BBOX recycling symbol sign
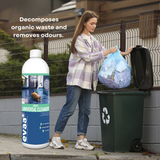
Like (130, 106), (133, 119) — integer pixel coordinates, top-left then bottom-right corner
(102, 107), (110, 125)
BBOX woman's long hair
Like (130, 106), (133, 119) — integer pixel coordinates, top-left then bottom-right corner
(71, 10), (99, 54)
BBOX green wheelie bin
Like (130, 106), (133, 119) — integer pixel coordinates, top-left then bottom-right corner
(98, 45), (153, 152)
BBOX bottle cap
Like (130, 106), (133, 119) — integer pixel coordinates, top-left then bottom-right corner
(30, 49), (41, 58)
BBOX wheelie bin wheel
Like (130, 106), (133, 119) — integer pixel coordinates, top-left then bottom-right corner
(131, 140), (142, 152)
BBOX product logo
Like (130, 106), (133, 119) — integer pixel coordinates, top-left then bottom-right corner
(44, 79), (49, 90)
(22, 115), (27, 142)
(102, 107), (110, 125)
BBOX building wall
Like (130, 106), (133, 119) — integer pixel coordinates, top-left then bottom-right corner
(0, 0), (64, 22)
(0, 90), (160, 153)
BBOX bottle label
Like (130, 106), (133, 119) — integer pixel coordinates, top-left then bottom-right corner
(22, 74), (49, 145)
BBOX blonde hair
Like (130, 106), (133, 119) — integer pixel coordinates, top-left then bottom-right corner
(71, 10), (99, 54)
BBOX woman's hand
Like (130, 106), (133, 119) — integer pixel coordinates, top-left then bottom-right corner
(103, 47), (117, 56)
(109, 47), (117, 53)
(126, 47), (134, 55)
(121, 47), (134, 56)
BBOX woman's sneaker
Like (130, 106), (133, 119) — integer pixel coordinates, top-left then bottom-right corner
(75, 138), (95, 150)
(49, 137), (64, 149)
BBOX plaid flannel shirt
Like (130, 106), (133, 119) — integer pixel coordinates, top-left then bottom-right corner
(66, 33), (108, 91)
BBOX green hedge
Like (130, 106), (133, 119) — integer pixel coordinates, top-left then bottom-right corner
(48, 52), (70, 94)
(0, 29), (29, 61)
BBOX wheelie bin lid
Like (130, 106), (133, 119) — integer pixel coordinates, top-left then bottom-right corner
(130, 45), (153, 91)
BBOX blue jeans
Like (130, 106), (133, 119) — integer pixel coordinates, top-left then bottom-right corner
(54, 85), (92, 136)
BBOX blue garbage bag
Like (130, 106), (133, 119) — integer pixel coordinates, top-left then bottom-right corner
(98, 46), (131, 89)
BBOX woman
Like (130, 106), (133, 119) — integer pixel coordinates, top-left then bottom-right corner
(50, 10), (133, 150)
